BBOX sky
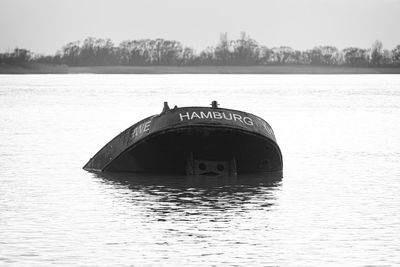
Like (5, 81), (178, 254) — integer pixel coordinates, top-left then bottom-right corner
(0, 0), (399, 54)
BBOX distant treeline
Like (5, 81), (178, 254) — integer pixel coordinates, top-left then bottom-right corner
(1, 33), (400, 67)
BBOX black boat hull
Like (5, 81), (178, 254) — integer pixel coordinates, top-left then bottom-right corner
(83, 106), (283, 175)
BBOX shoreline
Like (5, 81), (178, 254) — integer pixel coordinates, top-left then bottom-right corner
(1, 64), (400, 74)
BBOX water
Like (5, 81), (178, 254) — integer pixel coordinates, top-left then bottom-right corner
(1, 74), (400, 266)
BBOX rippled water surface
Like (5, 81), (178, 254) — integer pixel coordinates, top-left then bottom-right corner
(1, 74), (400, 266)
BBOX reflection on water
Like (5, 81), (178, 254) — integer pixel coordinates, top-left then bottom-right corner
(94, 172), (282, 216)
(95, 171), (282, 187)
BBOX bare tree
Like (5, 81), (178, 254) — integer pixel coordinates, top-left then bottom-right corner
(214, 32), (232, 65)
(231, 32), (260, 65)
(391, 45), (400, 65)
(343, 47), (369, 66)
(370, 40), (383, 66)
(272, 46), (294, 64)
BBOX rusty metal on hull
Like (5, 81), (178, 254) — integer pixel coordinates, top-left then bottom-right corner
(83, 103), (283, 175)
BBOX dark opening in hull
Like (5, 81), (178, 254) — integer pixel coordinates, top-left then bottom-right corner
(105, 126), (282, 174)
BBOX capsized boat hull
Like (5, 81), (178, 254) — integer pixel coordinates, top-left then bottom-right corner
(83, 105), (283, 175)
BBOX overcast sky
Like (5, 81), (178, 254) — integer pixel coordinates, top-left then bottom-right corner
(1, 0), (399, 54)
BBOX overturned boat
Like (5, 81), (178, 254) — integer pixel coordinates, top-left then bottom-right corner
(83, 101), (283, 176)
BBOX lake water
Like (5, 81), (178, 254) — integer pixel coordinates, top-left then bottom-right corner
(1, 74), (400, 266)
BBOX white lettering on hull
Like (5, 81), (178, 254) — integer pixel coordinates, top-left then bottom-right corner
(131, 120), (152, 140)
(179, 112), (190, 121)
(257, 118), (273, 135)
(200, 111), (212, 119)
(179, 111), (254, 126)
